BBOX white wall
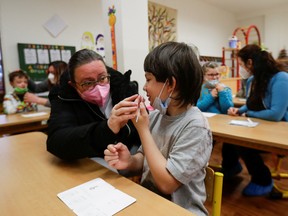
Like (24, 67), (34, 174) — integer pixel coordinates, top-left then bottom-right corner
(236, 2), (288, 58)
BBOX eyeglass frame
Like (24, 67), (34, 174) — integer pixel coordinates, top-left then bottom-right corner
(74, 74), (111, 91)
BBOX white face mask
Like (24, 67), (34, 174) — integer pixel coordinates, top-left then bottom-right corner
(152, 80), (172, 115)
(48, 73), (56, 84)
(239, 67), (251, 79)
(205, 79), (219, 88)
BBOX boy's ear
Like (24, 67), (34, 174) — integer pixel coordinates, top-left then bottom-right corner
(169, 77), (177, 91)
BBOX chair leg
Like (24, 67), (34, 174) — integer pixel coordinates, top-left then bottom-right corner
(269, 155), (288, 199)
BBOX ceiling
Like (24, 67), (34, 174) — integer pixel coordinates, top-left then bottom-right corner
(201, 0), (288, 16)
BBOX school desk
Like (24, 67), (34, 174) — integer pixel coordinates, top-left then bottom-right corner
(0, 132), (194, 216)
(207, 114), (288, 155)
(0, 110), (50, 136)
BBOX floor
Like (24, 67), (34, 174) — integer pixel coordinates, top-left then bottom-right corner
(205, 142), (288, 216)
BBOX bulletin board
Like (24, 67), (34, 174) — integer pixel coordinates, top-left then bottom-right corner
(17, 43), (76, 81)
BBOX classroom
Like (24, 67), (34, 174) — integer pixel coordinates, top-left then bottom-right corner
(0, 0), (288, 215)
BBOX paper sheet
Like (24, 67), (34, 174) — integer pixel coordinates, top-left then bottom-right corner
(57, 178), (136, 216)
(21, 112), (48, 117)
(229, 120), (259, 127)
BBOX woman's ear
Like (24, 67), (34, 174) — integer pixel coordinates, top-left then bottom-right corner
(247, 59), (253, 68)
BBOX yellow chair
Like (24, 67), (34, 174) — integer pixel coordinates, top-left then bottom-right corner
(205, 166), (224, 216)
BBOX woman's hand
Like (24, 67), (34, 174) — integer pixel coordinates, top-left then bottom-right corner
(104, 142), (131, 170)
(108, 94), (139, 134)
(228, 107), (239, 116)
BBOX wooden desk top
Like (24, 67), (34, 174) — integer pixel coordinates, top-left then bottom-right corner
(0, 110), (50, 127)
(207, 114), (288, 155)
(0, 132), (193, 216)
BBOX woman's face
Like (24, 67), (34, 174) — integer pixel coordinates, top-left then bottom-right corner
(143, 72), (170, 105)
(73, 60), (108, 94)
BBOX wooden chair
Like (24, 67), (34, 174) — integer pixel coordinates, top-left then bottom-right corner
(205, 166), (224, 216)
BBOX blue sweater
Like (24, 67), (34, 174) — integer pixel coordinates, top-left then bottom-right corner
(197, 84), (234, 114)
(239, 72), (288, 122)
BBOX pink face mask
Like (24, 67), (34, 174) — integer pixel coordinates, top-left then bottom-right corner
(78, 84), (110, 107)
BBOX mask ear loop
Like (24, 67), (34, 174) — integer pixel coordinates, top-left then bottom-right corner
(158, 79), (168, 97)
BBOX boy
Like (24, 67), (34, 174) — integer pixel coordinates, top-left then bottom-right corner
(3, 70), (37, 114)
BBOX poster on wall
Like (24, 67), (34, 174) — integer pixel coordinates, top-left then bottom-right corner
(18, 43), (75, 81)
(148, 2), (177, 51)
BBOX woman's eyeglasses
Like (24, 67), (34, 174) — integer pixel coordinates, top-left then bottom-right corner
(76, 75), (110, 91)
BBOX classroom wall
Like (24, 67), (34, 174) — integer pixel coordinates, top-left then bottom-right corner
(1, 0), (288, 94)
(152, 0), (237, 57)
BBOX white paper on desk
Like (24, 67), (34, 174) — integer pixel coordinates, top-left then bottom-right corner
(57, 178), (136, 216)
(21, 112), (48, 117)
(229, 120), (259, 127)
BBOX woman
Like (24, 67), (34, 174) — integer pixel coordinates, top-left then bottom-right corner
(47, 49), (140, 160)
(104, 42), (212, 216)
(24, 60), (68, 107)
(224, 44), (288, 196)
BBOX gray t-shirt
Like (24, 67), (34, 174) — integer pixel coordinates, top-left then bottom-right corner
(138, 106), (212, 216)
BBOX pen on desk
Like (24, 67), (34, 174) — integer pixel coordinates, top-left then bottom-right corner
(247, 118), (253, 124)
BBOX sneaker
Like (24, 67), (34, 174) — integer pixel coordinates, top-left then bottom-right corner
(242, 181), (274, 196)
(223, 162), (243, 179)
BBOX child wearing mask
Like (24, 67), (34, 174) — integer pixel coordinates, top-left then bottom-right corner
(104, 42), (212, 216)
(3, 70), (37, 114)
(197, 62), (234, 114)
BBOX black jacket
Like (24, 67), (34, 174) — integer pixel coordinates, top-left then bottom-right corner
(47, 67), (140, 160)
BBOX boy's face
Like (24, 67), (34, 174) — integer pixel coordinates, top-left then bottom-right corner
(143, 72), (170, 106)
(10, 76), (28, 88)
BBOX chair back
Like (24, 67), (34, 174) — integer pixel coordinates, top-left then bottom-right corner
(205, 166), (224, 216)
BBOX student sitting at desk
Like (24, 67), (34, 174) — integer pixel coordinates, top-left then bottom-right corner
(24, 60), (68, 107)
(104, 42), (212, 216)
(226, 44), (288, 196)
(3, 70), (37, 114)
(47, 49), (140, 160)
(197, 61), (234, 114)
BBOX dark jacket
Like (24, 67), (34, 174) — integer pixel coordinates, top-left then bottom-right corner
(47, 67), (140, 160)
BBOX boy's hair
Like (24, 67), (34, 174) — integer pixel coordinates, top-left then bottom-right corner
(9, 70), (28, 82)
(144, 41), (203, 107)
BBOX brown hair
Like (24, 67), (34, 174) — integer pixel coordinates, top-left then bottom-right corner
(9, 70), (28, 82)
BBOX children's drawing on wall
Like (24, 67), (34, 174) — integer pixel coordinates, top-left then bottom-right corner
(81, 31), (95, 50)
(108, 5), (117, 70)
(95, 34), (105, 61)
(148, 2), (177, 51)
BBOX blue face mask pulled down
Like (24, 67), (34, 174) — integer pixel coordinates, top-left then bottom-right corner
(152, 80), (172, 115)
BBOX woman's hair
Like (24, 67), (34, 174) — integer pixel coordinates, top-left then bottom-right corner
(202, 62), (219, 74)
(9, 70), (28, 82)
(48, 60), (68, 85)
(68, 49), (105, 83)
(144, 41), (203, 107)
(237, 44), (283, 106)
